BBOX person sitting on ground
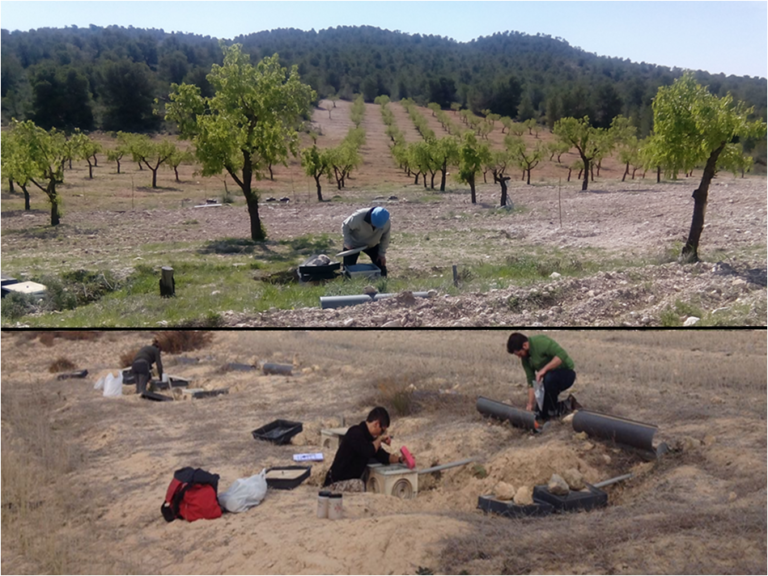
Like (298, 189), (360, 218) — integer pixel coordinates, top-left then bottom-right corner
(323, 406), (403, 492)
(341, 206), (390, 277)
(507, 332), (581, 429)
(131, 337), (163, 394)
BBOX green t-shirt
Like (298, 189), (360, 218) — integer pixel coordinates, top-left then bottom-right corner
(520, 335), (574, 386)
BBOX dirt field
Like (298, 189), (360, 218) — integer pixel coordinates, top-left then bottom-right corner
(1, 101), (765, 327)
(2, 329), (766, 574)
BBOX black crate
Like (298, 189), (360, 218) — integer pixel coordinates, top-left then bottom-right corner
(477, 495), (555, 518)
(532, 485), (608, 512)
(140, 391), (174, 402)
(252, 419), (303, 445)
(122, 369), (136, 384)
(151, 377), (190, 390)
(265, 466), (311, 490)
(298, 262), (341, 282)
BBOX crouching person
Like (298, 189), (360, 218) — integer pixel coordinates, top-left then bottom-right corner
(323, 407), (403, 492)
(341, 206), (391, 277)
(132, 337), (163, 394)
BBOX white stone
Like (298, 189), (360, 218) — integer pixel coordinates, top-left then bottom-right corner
(548, 474), (570, 496)
(683, 316), (700, 327)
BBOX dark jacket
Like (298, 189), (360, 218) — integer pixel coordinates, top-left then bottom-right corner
(324, 421), (391, 486)
(133, 345), (163, 379)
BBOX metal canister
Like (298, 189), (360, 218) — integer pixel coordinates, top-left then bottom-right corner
(328, 493), (343, 520)
(316, 490), (331, 518)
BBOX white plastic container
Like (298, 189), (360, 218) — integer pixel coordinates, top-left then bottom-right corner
(328, 493), (343, 520)
(317, 490), (331, 518)
(344, 264), (381, 280)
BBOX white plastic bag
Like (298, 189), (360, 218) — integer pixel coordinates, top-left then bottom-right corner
(218, 470), (267, 513)
(94, 376), (105, 391)
(103, 372), (122, 397)
(115, 370), (124, 386)
(533, 379), (545, 412)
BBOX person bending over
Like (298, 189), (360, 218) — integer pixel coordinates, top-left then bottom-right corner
(131, 337), (163, 394)
(341, 207), (390, 277)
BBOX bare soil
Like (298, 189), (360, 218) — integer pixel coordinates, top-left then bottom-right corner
(1, 330), (766, 574)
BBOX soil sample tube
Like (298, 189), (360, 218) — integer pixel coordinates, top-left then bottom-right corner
(328, 493), (343, 520)
(317, 491), (331, 518)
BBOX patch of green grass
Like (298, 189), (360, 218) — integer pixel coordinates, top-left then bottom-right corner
(659, 308), (682, 327)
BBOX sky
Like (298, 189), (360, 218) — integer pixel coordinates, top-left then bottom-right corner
(1, 1), (766, 78)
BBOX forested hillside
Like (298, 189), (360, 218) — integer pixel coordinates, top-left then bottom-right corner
(2, 24), (766, 140)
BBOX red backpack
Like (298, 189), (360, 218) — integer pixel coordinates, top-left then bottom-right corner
(161, 467), (222, 522)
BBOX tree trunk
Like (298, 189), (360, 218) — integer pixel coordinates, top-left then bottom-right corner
(92, 153), (98, 167)
(596, 160), (602, 177)
(681, 143), (725, 263)
(440, 162), (447, 192)
(245, 193), (263, 241)
(500, 176), (510, 206)
(87, 160), (94, 179)
(268, 164), (274, 181)
(567, 168), (572, 182)
(314, 175), (323, 202)
(151, 168), (158, 188)
(9, 178), (15, 193)
(526, 168), (531, 185)
(622, 162), (629, 182)
(430, 172), (436, 189)
(632, 167), (637, 179)
(174, 167), (181, 182)
(581, 156), (589, 191)
(116, 160), (121, 174)
(590, 164), (595, 182)
(21, 184), (30, 210)
(656, 166), (661, 183)
(47, 181), (60, 226)
(469, 176), (476, 204)
(414, 172), (420, 185)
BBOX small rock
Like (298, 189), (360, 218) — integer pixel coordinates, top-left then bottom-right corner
(674, 436), (702, 452)
(561, 468), (585, 491)
(710, 396), (725, 404)
(342, 318), (356, 327)
(548, 474), (570, 496)
(732, 278), (747, 286)
(703, 434), (716, 446)
(683, 316), (700, 327)
(513, 485), (534, 505)
(728, 492), (738, 502)
(494, 481), (517, 501)
(363, 285), (378, 295)
(211, 290), (221, 296)
(381, 319), (402, 328)
(561, 413), (575, 425)
(601, 454), (612, 465)
(573, 431), (589, 441)
(427, 289), (438, 298)
(279, 197), (290, 203)
(582, 442), (594, 451)
(550, 272), (561, 279)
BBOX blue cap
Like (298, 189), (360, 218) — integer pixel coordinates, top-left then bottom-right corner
(371, 207), (390, 228)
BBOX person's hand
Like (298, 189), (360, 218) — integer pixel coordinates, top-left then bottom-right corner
(526, 401), (534, 412)
(381, 434), (392, 446)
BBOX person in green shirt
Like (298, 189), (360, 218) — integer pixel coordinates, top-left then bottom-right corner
(507, 332), (581, 427)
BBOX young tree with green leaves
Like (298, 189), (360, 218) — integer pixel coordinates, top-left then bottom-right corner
(165, 44), (315, 240)
(457, 132), (483, 204)
(129, 135), (177, 188)
(167, 147), (195, 183)
(7, 120), (68, 225)
(106, 131), (136, 174)
(553, 116), (608, 191)
(488, 149), (513, 207)
(69, 130), (102, 179)
(506, 135), (544, 185)
(434, 136), (460, 192)
(645, 72), (766, 261)
(301, 144), (331, 201)
(1, 128), (34, 210)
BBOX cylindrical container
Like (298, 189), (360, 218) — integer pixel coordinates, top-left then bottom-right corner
(262, 363), (293, 376)
(316, 490), (331, 518)
(328, 493), (343, 520)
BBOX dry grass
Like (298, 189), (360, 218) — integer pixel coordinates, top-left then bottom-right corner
(33, 331), (101, 347)
(155, 330), (213, 354)
(48, 356), (77, 373)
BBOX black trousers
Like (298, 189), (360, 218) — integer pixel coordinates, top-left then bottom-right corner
(343, 244), (387, 277)
(132, 359), (151, 394)
(536, 368), (576, 421)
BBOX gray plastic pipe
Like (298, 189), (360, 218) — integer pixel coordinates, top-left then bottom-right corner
(417, 457), (475, 475)
(262, 363), (293, 375)
(320, 292), (431, 310)
(476, 396), (537, 431)
(573, 410), (667, 457)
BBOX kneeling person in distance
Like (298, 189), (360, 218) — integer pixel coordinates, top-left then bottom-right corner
(341, 207), (390, 277)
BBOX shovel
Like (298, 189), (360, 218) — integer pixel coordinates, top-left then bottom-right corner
(336, 247), (365, 258)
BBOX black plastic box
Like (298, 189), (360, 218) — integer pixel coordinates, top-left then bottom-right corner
(252, 419), (303, 445)
(140, 391), (174, 402)
(477, 495), (555, 518)
(265, 465), (311, 490)
(191, 388), (228, 399)
(532, 485), (608, 512)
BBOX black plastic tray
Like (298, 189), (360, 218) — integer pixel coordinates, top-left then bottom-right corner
(122, 369), (136, 384)
(252, 419), (303, 445)
(265, 466), (311, 490)
(140, 391), (174, 402)
(477, 495), (555, 518)
(151, 377), (190, 390)
(532, 484), (608, 512)
(191, 388), (228, 399)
